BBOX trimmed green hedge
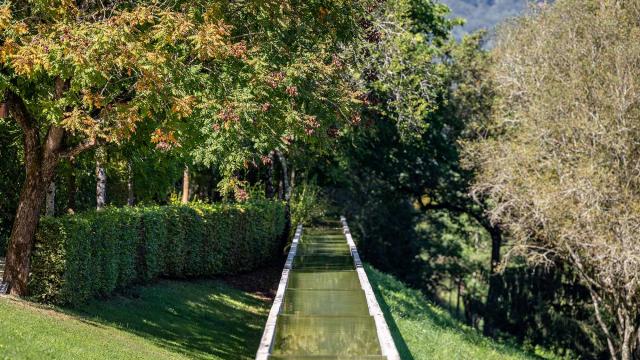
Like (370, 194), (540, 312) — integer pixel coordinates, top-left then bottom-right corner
(29, 201), (286, 305)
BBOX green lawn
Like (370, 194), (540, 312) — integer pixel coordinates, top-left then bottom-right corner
(365, 265), (560, 360)
(0, 279), (270, 360)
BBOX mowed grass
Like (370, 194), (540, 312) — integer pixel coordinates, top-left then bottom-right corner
(0, 279), (270, 360)
(365, 265), (560, 360)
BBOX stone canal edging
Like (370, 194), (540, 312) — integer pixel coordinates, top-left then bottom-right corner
(256, 224), (303, 360)
(341, 216), (401, 360)
(256, 218), (400, 359)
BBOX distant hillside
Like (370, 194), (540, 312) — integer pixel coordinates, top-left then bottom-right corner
(440, 0), (529, 39)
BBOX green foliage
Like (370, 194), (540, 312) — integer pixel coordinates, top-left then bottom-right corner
(415, 211), (490, 300)
(290, 182), (328, 226)
(139, 208), (168, 281)
(28, 201), (285, 305)
(188, 0), (369, 194)
(345, 0), (457, 138)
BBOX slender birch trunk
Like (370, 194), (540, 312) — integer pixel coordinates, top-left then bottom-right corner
(181, 165), (190, 204)
(96, 156), (107, 210)
(45, 181), (55, 216)
(127, 160), (135, 206)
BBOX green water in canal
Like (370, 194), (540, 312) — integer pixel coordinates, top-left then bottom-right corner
(269, 226), (387, 360)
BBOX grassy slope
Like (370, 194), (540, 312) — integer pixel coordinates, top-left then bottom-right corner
(0, 279), (269, 360)
(366, 265), (558, 360)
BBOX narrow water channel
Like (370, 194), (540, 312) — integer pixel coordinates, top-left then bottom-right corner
(268, 225), (387, 359)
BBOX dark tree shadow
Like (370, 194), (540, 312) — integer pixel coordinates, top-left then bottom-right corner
(61, 279), (271, 360)
(370, 275), (416, 360)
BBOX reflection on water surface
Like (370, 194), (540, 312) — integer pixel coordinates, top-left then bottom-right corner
(269, 227), (385, 359)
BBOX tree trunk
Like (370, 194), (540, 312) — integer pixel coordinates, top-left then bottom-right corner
(276, 150), (292, 235)
(96, 160), (107, 210)
(5, 168), (50, 295)
(266, 151), (275, 198)
(456, 278), (462, 317)
(3, 92), (63, 295)
(208, 166), (217, 201)
(621, 326), (631, 360)
(483, 225), (503, 337)
(66, 159), (76, 213)
(45, 181), (55, 216)
(276, 151), (292, 202)
(181, 165), (190, 204)
(127, 160), (135, 206)
(617, 310), (638, 360)
(290, 167), (296, 200)
(3, 78), (99, 294)
(449, 281), (453, 311)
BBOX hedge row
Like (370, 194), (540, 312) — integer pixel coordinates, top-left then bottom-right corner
(29, 201), (286, 305)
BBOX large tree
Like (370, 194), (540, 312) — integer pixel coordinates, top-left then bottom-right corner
(190, 1), (366, 198)
(0, 0), (241, 295)
(320, 0), (504, 324)
(466, 1), (640, 358)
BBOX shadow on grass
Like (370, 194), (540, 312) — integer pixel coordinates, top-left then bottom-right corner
(63, 279), (270, 360)
(365, 264), (547, 360)
(366, 266), (416, 360)
(373, 291), (416, 359)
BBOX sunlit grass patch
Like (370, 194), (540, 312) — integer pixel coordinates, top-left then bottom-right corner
(0, 279), (270, 360)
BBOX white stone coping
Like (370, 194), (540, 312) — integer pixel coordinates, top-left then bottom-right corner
(255, 224), (303, 360)
(341, 216), (401, 360)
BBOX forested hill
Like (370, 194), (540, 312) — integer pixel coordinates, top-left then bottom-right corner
(440, 0), (528, 38)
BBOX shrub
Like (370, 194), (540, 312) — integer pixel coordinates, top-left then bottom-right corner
(28, 200), (286, 305)
(290, 182), (328, 227)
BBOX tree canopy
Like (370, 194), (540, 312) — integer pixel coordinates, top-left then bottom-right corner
(465, 1), (640, 358)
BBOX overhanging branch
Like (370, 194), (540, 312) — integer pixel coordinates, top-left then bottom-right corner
(59, 138), (98, 159)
